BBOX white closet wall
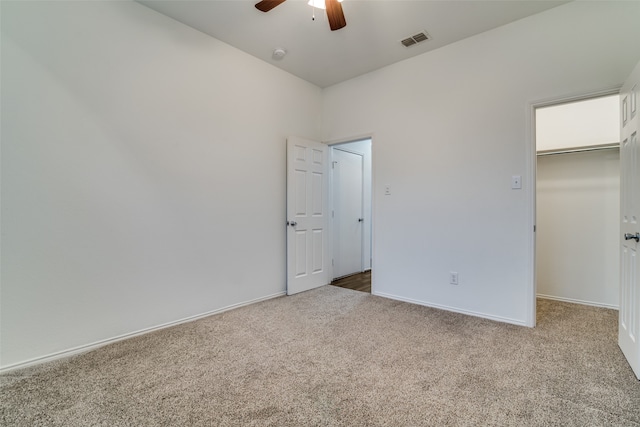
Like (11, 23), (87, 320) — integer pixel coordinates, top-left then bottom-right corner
(537, 150), (620, 308)
(536, 96), (620, 152)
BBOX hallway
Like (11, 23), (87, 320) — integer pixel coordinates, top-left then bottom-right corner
(330, 271), (371, 293)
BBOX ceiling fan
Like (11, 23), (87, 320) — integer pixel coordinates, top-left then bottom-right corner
(255, 0), (347, 31)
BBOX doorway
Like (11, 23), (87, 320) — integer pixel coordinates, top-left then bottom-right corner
(329, 138), (372, 293)
(534, 93), (621, 314)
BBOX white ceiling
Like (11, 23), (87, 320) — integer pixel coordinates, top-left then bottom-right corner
(139, 0), (568, 88)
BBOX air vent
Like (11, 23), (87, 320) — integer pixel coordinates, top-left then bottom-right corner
(401, 31), (430, 48)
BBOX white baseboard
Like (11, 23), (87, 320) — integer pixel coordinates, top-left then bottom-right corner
(0, 291), (286, 374)
(536, 293), (618, 310)
(372, 291), (528, 327)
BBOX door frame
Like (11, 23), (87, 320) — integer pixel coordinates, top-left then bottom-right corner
(526, 87), (622, 327)
(325, 134), (375, 291)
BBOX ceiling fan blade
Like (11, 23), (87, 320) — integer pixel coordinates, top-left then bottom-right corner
(255, 0), (286, 12)
(325, 0), (346, 31)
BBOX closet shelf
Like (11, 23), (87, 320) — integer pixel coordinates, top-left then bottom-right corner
(536, 142), (619, 156)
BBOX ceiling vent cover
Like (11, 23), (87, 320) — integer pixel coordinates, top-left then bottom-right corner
(401, 31), (430, 48)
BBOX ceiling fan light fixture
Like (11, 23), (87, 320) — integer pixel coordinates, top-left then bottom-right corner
(307, 0), (325, 9)
(256, 0), (346, 31)
(307, 0), (342, 10)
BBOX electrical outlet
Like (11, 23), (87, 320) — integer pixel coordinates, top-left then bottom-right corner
(384, 184), (391, 195)
(450, 272), (459, 285)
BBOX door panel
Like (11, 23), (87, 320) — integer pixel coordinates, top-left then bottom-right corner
(312, 230), (324, 272)
(332, 148), (364, 278)
(619, 61), (640, 379)
(287, 137), (330, 295)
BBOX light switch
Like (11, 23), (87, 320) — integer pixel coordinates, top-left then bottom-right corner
(511, 175), (522, 189)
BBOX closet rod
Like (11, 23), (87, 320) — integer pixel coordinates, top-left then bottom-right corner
(536, 143), (619, 157)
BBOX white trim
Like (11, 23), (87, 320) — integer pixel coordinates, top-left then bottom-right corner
(323, 132), (375, 147)
(537, 293), (619, 310)
(373, 291), (528, 327)
(526, 86), (622, 328)
(530, 87), (622, 110)
(525, 96), (537, 327)
(0, 291), (286, 374)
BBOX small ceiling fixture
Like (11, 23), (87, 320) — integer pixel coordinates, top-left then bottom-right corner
(272, 48), (287, 60)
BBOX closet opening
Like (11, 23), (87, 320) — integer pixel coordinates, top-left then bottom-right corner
(535, 93), (621, 311)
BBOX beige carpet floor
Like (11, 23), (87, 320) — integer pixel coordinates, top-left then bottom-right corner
(1, 285), (639, 426)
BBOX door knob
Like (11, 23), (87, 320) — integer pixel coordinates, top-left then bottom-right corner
(358, 218), (364, 222)
(289, 221), (297, 227)
(624, 232), (640, 242)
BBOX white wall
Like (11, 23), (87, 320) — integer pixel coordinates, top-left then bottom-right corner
(322, 1), (640, 324)
(0, 1), (322, 370)
(536, 150), (620, 308)
(536, 95), (620, 152)
(331, 139), (372, 271)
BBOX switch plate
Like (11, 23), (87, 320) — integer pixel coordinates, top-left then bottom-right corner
(511, 175), (522, 189)
(450, 272), (459, 285)
(384, 184), (391, 195)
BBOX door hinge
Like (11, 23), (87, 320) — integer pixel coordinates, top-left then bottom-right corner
(534, 225), (536, 232)
(332, 161), (338, 169)
(332, 259), (334, 266)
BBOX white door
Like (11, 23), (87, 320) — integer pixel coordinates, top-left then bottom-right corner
(619, 61), (640, 379)
(286, 136), (331, 295)
(332, 148), (364, 278)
